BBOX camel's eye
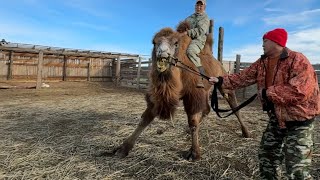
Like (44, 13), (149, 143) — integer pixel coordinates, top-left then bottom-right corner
(174, 41), (179, 48)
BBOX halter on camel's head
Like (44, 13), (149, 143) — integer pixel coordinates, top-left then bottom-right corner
(152, 28), (179, 73)
(152, 21), (191, 73)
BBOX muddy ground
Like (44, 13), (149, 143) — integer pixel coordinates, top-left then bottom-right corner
(0, 81), (319, 180)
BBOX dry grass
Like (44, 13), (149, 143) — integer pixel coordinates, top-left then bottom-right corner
(0, 81), (319, 180)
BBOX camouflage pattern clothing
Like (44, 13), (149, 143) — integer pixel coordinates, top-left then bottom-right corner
(220, 47), (319, 179)
(259, 114), (314, 179)
(221, 48), (320, 128)
(185, 12), (210, 67)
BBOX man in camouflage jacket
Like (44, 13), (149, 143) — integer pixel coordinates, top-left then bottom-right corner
(209, 28), (320, 179)
(181, 0), (210, 88)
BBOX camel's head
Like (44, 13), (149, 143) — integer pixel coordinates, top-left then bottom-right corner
(152, 28), (180, 73)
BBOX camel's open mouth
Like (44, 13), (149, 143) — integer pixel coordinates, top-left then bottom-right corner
(156, 58), (169, 72)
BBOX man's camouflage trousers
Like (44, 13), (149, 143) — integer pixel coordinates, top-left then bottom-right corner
(258, 114), (314, 179)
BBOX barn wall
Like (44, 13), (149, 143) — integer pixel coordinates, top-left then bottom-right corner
(0, 52), (8, 79)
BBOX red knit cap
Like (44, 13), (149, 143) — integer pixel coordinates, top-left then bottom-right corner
(263, 28), (288, 47)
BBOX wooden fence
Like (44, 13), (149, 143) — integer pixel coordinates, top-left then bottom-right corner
(113, 57), (151, 89)
(0, 42), (139, 89)
(0, 51), (114, 81)
(116, 57), (320, 98)
(116, 59), (237, 90)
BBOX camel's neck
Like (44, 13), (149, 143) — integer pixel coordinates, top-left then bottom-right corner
(149, 67), (182, 120)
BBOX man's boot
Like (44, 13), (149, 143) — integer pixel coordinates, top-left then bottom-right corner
(196, 66), (205, 88)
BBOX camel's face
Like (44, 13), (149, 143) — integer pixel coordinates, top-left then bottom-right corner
(153, 35), (179, 72)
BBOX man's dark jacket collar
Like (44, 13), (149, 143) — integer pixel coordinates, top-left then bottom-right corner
(261, 47), (289, 60)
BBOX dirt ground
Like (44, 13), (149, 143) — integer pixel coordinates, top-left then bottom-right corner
(0, 81), (319, 180)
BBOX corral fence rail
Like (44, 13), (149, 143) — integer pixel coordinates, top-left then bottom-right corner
(117, 56), (320, 98)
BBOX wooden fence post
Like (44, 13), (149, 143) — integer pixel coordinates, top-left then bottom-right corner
(218, 27), (224, 63)
(148, 58), (152, 68)
(235, 54), (241, 73)
(87, 62), (91, 81)
(136, 57), (142, 89)
(209, 19), (214, 54)
(209, 19), (213, 34)
(115, 56), (121, 86)
(7, 51), (13, 80)
(62, 55), (67, 81)
(235, 54), (246, 99)
(36, 51), (44, 89)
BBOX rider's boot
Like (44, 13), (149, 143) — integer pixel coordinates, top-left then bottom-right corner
(196, 66), (205, 88)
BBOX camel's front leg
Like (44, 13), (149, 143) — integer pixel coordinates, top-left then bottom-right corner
(185, 113), (202, 161)
(113, 107), (156, 158)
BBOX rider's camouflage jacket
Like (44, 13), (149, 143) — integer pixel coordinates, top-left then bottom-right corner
(222, 48), (320, 128)
(185, 12), (210, 46)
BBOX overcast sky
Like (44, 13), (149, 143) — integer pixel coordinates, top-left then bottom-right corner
(0, 0), (319, 64)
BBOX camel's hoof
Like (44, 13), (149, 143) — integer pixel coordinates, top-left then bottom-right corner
(94, 146), (129, 158)
(243, 134), (251, 138)
(95, 151), (114, 157)
(180, 149), (200, 161)
(113, 146), (129, 158)
(242, 129), (251, 138)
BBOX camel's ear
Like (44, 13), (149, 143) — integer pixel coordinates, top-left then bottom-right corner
(152, 28), (174, 44)
(176, 21), (190, 33)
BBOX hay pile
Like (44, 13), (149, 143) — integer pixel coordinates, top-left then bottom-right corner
(0, 82), (319, 179)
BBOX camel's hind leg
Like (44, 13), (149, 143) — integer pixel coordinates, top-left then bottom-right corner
(222, 89), (251, 138)
(114, 106), (156, 157)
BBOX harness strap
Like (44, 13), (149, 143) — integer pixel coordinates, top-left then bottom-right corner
(171, 57), (257, 118)
(211, 85), (257, 118)
(170, 57), (210, 80)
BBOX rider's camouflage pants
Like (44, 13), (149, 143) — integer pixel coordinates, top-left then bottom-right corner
(186, 40), (204, 68)
(258, 114), (314, 180)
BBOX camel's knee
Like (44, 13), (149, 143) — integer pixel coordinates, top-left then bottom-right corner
(140, 108), (155, 127)
(141, 108), (150, 119)
(188, 120), (199, 129)
(187, 114), (201, 127)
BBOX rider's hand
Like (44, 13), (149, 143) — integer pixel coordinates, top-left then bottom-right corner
(209, 77), (219, 85)
(179, 31), (187, 37)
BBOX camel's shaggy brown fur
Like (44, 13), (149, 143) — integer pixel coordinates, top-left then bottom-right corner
(113, 22), (250, 160)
